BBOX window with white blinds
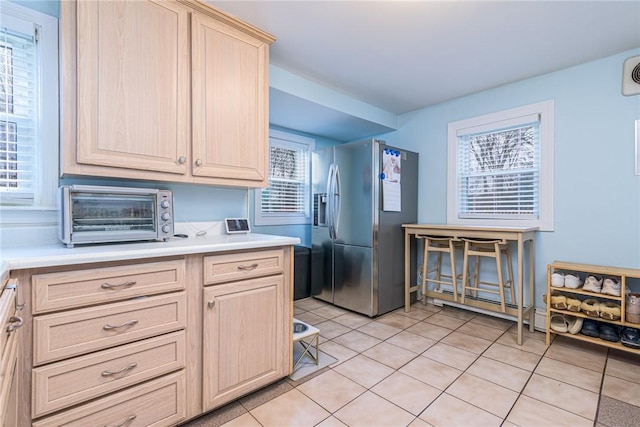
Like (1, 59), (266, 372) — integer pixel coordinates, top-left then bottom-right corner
(0, 3), (58, 218)
(447, 101), (554, 231)
(0, 21), (37, 205)
(254, 130), (314, 226)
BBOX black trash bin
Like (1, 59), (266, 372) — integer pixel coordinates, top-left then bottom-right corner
(294, 245), (311, 300)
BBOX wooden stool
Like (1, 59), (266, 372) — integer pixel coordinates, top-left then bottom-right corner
(460, 238), (514, 312)
(419, 235), (461, 303)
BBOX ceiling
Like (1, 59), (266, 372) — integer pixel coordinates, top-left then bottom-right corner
(207, 0), (640, 140)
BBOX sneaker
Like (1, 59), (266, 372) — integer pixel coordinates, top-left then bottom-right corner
(601, 277), (621, 296)
(583, 275), (603, 293)
(564, 273), (582, 289)
(551, 272), (565, 287)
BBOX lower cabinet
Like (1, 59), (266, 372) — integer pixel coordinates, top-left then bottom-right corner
(9, 246), (293, 425)
(202, 274), (287, 411)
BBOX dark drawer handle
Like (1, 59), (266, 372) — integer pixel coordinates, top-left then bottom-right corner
(102, 362), (138, 377)
(101, 280), (137, 290)
(103, 320), (138, 331)
(237, 263), (259, 271)
(106, 414), (136, 427)
(6, 316), (23, 333)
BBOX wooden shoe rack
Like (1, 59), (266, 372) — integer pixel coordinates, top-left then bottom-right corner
(546, 261), (640, 354)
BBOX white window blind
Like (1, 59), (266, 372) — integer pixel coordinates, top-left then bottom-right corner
(457, 115), (540, 219)
(261, 140), (309, 215)
(0, 19), (38, 205)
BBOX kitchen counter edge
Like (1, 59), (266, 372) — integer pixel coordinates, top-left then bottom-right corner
(1, 233), (301, 273)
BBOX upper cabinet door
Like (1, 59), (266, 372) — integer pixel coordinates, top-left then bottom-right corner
(191, 12), (269, 185)
(76, 0), (190, 174)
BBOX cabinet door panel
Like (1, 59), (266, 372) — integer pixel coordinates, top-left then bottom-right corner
(76, 0), (189, 174)
(202, 275), (284, 411)
(192, 13), (268, 184)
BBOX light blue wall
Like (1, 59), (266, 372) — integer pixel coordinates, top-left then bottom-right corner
(380, 48), (640, 303)
(9, 0), (59, 17)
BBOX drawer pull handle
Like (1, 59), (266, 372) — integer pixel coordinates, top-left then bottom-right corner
(101, 280), (137, 290)
(6, 316), (23, 333)
(237, 263), (259, 271)
(103, 320), (138, 331)
(107, 414), (136, 427)
(16, 302), (25, 311)
(102, 362), (138, 377)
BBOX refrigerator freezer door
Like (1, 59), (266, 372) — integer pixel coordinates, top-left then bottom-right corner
(333, 141), (374, 247)
(311, 147), (335, 303)
(333, 243), (374, 316)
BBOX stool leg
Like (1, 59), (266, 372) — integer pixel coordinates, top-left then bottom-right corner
(461, 240), (470, 304)
(473, 255), (480, 298)
(435, 251), (442, 291)
(449, 240), (458, 302)
(421, 240), (429, 304)
(506, 248), (515, 304)
(495, 242), (506, 312)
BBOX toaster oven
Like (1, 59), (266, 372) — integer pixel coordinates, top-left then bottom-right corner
(59, 185), (174, 248)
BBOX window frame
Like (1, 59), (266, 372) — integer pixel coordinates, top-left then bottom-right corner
(0, 3), (59, 228)
(447, 100), (554, 231)
(254, 129), (315, 226)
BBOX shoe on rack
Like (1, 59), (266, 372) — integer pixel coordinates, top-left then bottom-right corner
(566, 296), (581, 312)
(601, 277), (621, 297)
(551, 272), (565, 287)
(549, 293), (568, 310)
(598, 323), (620, 342)
(599, 301), (622, 321)
(564, 273), (582, 289)
(583, 275), (603, 293)
(580, 319), (599, 338)
(620, 327), (640, 349)
(550, 313), (569, 333)
(581, 298), (600, 317)
(567, 316), (583, 335)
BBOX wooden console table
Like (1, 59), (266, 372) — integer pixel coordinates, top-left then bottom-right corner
(402, 224), (538, 345)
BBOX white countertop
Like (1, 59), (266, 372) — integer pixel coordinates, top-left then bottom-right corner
(1, 233), (301, 272)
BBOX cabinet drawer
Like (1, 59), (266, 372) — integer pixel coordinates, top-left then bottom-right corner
(32, 371), (186, 427)
(204, 249), (284, 285)
(33, 331), (185, 417)
(34, 292), (186, 365)
(32, 259), (185, 313)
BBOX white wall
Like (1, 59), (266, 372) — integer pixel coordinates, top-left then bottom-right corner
(381, 48), (640, 305)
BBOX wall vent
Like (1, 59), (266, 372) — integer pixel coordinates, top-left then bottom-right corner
(622, 55), (640, 96)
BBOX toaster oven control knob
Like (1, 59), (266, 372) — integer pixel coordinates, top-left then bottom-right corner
(160, 200), (170, 209)
(162, 224), (171, 233)
(161, 213), (171, 221)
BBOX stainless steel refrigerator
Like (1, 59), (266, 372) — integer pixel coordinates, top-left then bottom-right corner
(311, 139), (418, 317)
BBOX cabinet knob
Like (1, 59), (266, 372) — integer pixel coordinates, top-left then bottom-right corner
(208, 300), (216, 309)
(195, 159), (203, 167)
(178, 156), (187, 164)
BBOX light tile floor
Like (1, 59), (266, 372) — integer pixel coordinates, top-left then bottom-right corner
(182, 298), (640, 427)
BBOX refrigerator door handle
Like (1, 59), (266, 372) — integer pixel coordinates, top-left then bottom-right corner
(333, 165), (341, 237)
(326, 164), (335, 239)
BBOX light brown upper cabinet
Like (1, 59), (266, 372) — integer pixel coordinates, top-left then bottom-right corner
(61, 0), (275, 188)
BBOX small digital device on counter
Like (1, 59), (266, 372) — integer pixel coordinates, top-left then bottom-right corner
(225, 218), (251, 234)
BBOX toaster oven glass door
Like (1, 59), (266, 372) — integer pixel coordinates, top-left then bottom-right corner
(71, 193), (157, 234)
